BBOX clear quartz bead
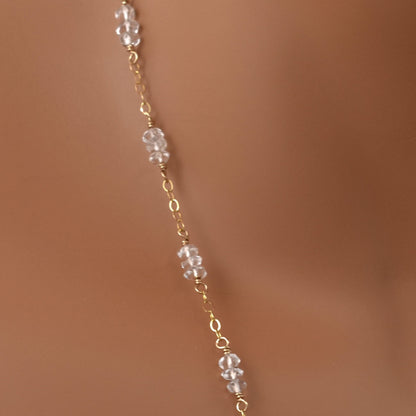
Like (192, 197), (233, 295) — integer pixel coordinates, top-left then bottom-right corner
(149, 151), (170, 165)
(221, 367), (244, 380)
(177, 244), (199, 259)
(143, 127), (165, 144)
(218, 353), (241, 370)
(124, 20), (139, 34)
(145, 136), (167, 153)
(184, 266), (207, 280)
(181, 255), (203, 269)
(115, 4), (141, 47)
(142, 128), (169, 164)
(119, 31), (141, 47)
(115, 4), (136, 21)
(226, 379), (247, 394)
(115, 20), (139, 36)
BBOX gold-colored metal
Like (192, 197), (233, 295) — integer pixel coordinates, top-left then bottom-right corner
(126, 47), (154, 128)
(193, 278), (232, 351)
(157, 168), (249, 413)
(158, 164), (190, 245)
(236, 395), (249, 415)
(193, 276), (248, 413)
(121, 9), (248, 412)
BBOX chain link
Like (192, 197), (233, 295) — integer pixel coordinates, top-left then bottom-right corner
(236, 396), (249, 415)
(159, 164), (190, 245)
(127, 47), (154, 128)
(194, 278), (231, 352)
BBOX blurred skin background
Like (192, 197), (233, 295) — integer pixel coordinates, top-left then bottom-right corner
(0, 1), (415, 415)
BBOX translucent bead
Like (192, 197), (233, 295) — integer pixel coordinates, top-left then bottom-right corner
(115, 4), (141, 47)
(149, 151), (170, 165)
(184, 266), (207, 280)
(177, 244), (199, 259)
(115, 20), (139, 36)
(221, 367), (244, 380)
(118, 31), (141, 47)
(143, 127), (165, 144)
(218, 353), (241, 370)
(115, 4), (136, 21)
(142, 128), (170, 164)
(181, 255), (203, 269)
(145, 136), (167, 153)
(226, 379), (247, 394)
(177, 245), (207, 280)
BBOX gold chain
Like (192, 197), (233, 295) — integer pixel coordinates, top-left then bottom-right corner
(159, 164), (190, 245)
(158, 161), (248, 415)
(118, 4), (248, 413)
(127, 46), (154, 128)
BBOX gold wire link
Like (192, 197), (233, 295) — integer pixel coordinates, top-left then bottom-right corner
(168, 198), (180, 212)
(162, 179), (174, 192)
(194, 279), (232, 352)
(127, 47), (154, 128)
(236, 396), (249, 415)
(202, 299), (214, 313)
(158, 164), (190, 245)
(209, 318), (222, 333)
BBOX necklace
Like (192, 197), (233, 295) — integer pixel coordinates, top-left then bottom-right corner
(114, 2), (249, 415)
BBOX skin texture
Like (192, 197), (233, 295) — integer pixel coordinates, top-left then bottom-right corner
(0, 0), (415, 415)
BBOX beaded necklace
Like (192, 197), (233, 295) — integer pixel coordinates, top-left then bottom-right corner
(115, 2), (249, 415)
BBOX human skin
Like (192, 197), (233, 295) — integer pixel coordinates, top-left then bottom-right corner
(0, 0), (415, 415)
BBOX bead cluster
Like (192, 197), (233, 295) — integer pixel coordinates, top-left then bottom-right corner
(177, 244), (207, 280)
(219, 353), (247, 394)
(115, 4), (141, 47)
(142, 127), (170, 165)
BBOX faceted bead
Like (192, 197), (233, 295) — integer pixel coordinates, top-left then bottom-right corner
(181, 255), (203, 269)
(226, 379), (247, 394)
(177, 244), (199, 259)
(129, 34), (140, 47)
(149, 151), (169, 165)
(141, 128), (169, 163)
(221, 367), (244, 380)
(184, 266), (207, 280)
(115, 20), (139, 36)
(145, 136), (167, 153)
(124, 20), (139, 34)
(119, 31), (141, 47)
(218, 353), (241, 370)
(115, 4), (136, 21)
(143, 127), (165, 144)
(115, 4), (141, 47)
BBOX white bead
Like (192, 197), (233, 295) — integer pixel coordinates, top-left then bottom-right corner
(221, 367), (244, 380)
(218, 353), (241, 370)
(149, 151), (169, 165)
(177, 244), (199, 259)
(183, 266), (207, 280)
(226, 379), (247, 394)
